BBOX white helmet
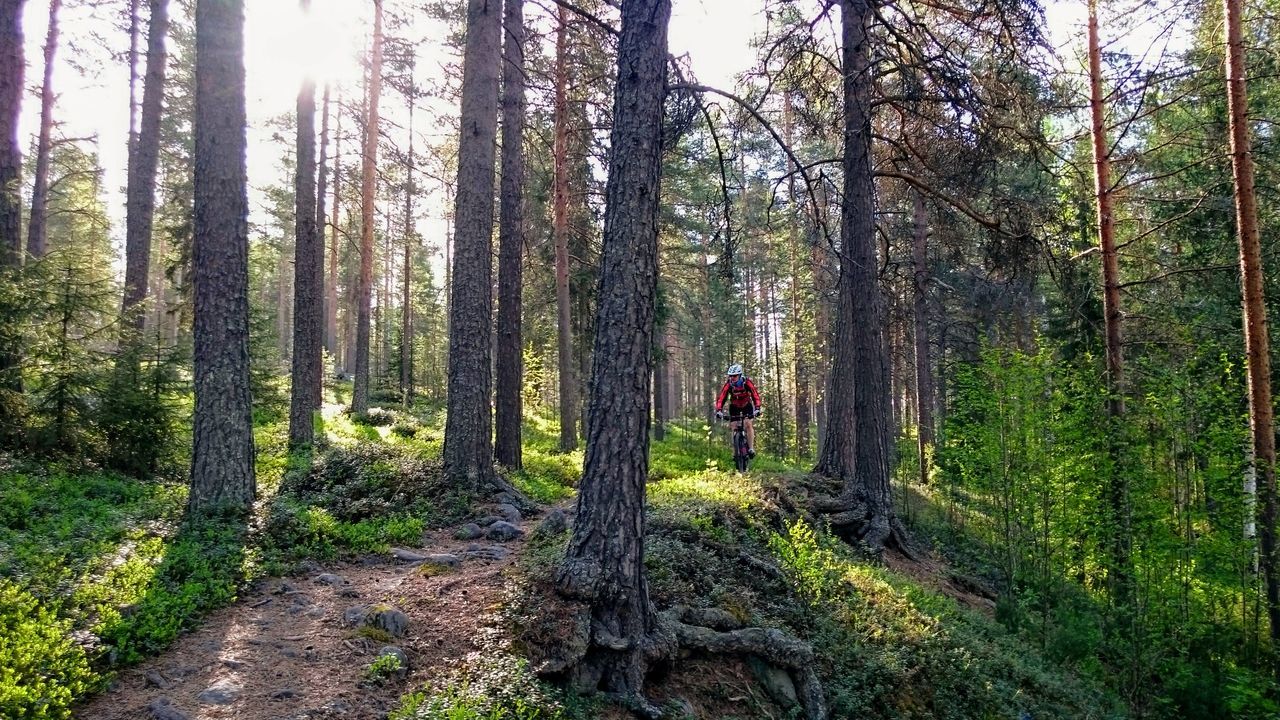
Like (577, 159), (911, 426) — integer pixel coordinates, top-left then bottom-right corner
(726, 363), (743, 376)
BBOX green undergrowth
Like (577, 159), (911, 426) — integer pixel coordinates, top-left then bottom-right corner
(0, 385), (483, 718)
(645, 463), (1123, 718)
(496, 424), (1125, 719)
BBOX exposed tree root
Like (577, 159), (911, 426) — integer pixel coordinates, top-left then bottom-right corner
(812, 493), (918, 561)
(486, 472), (537, 513)
(658, 606), (829, 720)
(522, 588), (828, 719)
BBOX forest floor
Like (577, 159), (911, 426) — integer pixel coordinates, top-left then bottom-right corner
(1, 397), (1125, 720)
(78, 513), (545, 720)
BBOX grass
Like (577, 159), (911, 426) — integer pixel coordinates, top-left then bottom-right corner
(3, 395), (1127, 720)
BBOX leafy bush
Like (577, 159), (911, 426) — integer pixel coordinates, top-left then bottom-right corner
(390, 652), (586, 720)
(352, 407), (398, 427)
(0, 580), (97, 720)
(97, 343), (185, 479)
(97, 518), (252, 664)
(276, 443), (469, 525)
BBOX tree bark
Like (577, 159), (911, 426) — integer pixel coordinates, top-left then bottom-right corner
(1224, 0), (1280, 656)
(24, 0), (61, 260)
(554, 0), (670, 709)
(352, 0), (384, 413)
(0, 0), (21, 268)
(288, 0), (320, 449)
(1087, 0), (1132, 607)
(189, 0), (255, 514)
(316, 82), (330, 380)
(443, 0), (501, 489)
(785, 95), (810, 461)
(495, 0), (526, 469)
(326, 92), (341, 359)
(122, 0), (170, 328)
(812, 0), (903, 554)
(911, 190), (934, 484)
(553, 4), (578, 452)
(401, 70), (415, 404)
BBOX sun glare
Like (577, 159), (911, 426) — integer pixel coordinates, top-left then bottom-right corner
(245, 0), (364, 120)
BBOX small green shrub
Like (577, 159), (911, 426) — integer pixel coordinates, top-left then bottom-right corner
(352, 407), (398, 427)
(363, 652), (404, 683)
(0, 580), (97, 720)
(390, 652), (586, 720)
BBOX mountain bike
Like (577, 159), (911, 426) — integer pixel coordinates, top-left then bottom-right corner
(720, 409), (758, 473)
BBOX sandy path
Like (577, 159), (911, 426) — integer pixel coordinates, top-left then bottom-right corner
(77, 527), (526, 720)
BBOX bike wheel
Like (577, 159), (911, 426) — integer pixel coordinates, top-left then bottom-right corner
(735, 454), (747, 472)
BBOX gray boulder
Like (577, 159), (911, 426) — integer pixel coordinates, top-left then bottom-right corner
(148, 697), (188, 720)
(197, 678), (243, 705)
(496, 503), (522, 523)
(747, 656), (798, 708)
(533, 509), (567, 538)
(453, 523), (483, 540)
(487, 521), (524, 542)
(365, 604), (410, 637)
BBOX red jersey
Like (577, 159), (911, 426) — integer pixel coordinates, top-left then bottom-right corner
(716, 377), (761, 411)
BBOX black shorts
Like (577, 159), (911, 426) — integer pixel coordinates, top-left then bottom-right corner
(726, 404), (755, 421)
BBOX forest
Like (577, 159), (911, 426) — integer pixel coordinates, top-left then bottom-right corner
(1, 0), (1278, 717)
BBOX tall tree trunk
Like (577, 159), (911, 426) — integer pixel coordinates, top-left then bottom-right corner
(443, 0), (501, 489)
(495, 0), (526, 469)
(189, 0), (255, 514)
(352, 0), (384, 413)
(786, 95), (810, 461)
(316, 82), (330, 390)
(555, 0), (670, 705)
(288, 0), (320, 448)
(911, 190), (934, 484)
(1088, 0), (1132, 608)
(1224, 0), (1280, 656)
(401, 70), (415, 404)
(326, 92), (340, 358)
(813, 0), (903, 554)
(653, 326), (666, 441)
(121, 0), (170, 328)
(128, 0), (140, 159)
(553, 4), (578, 451)
(1, 0), (26, 403)
(25, 0), (61, 260)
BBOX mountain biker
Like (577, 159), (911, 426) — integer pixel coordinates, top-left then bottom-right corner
(715, 363), (762, 458)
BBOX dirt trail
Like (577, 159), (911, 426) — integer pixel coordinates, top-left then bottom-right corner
(77, 524), (530, 720)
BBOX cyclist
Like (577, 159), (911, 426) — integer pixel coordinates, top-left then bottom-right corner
(714, 363), (762, 458)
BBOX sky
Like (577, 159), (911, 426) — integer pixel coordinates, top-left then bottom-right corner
(14, 0), (1192, 268)
(15, 0), (768, 260)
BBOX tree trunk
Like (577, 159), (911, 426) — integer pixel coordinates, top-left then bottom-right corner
(0, 1), (24, 408)
(0, 0), (21, 268)
(653, 327), (666, 441)
(554, 0), (670, 706)
(553, 4), (578, 452)
(189, 0), (255, 514)
(911, 190), (934, 484)
(316, 82), (330, 382)
(786, 96), (810, 461)
(1088, 0), (1132, 607)
(1224, 0), (1280, 657)
(122, 0), (170, 328)
(443, 0), (501, 489)
(288, 0), (320, 449)
(352, 0), (384, 413)
(401, 71), (415, 404)
(128, 0), (140, 158)
(813, 0), (902, 554)
(495, 0), (526, 469)
(326, 92), (340, 358)
(24, 0), (61, 260)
